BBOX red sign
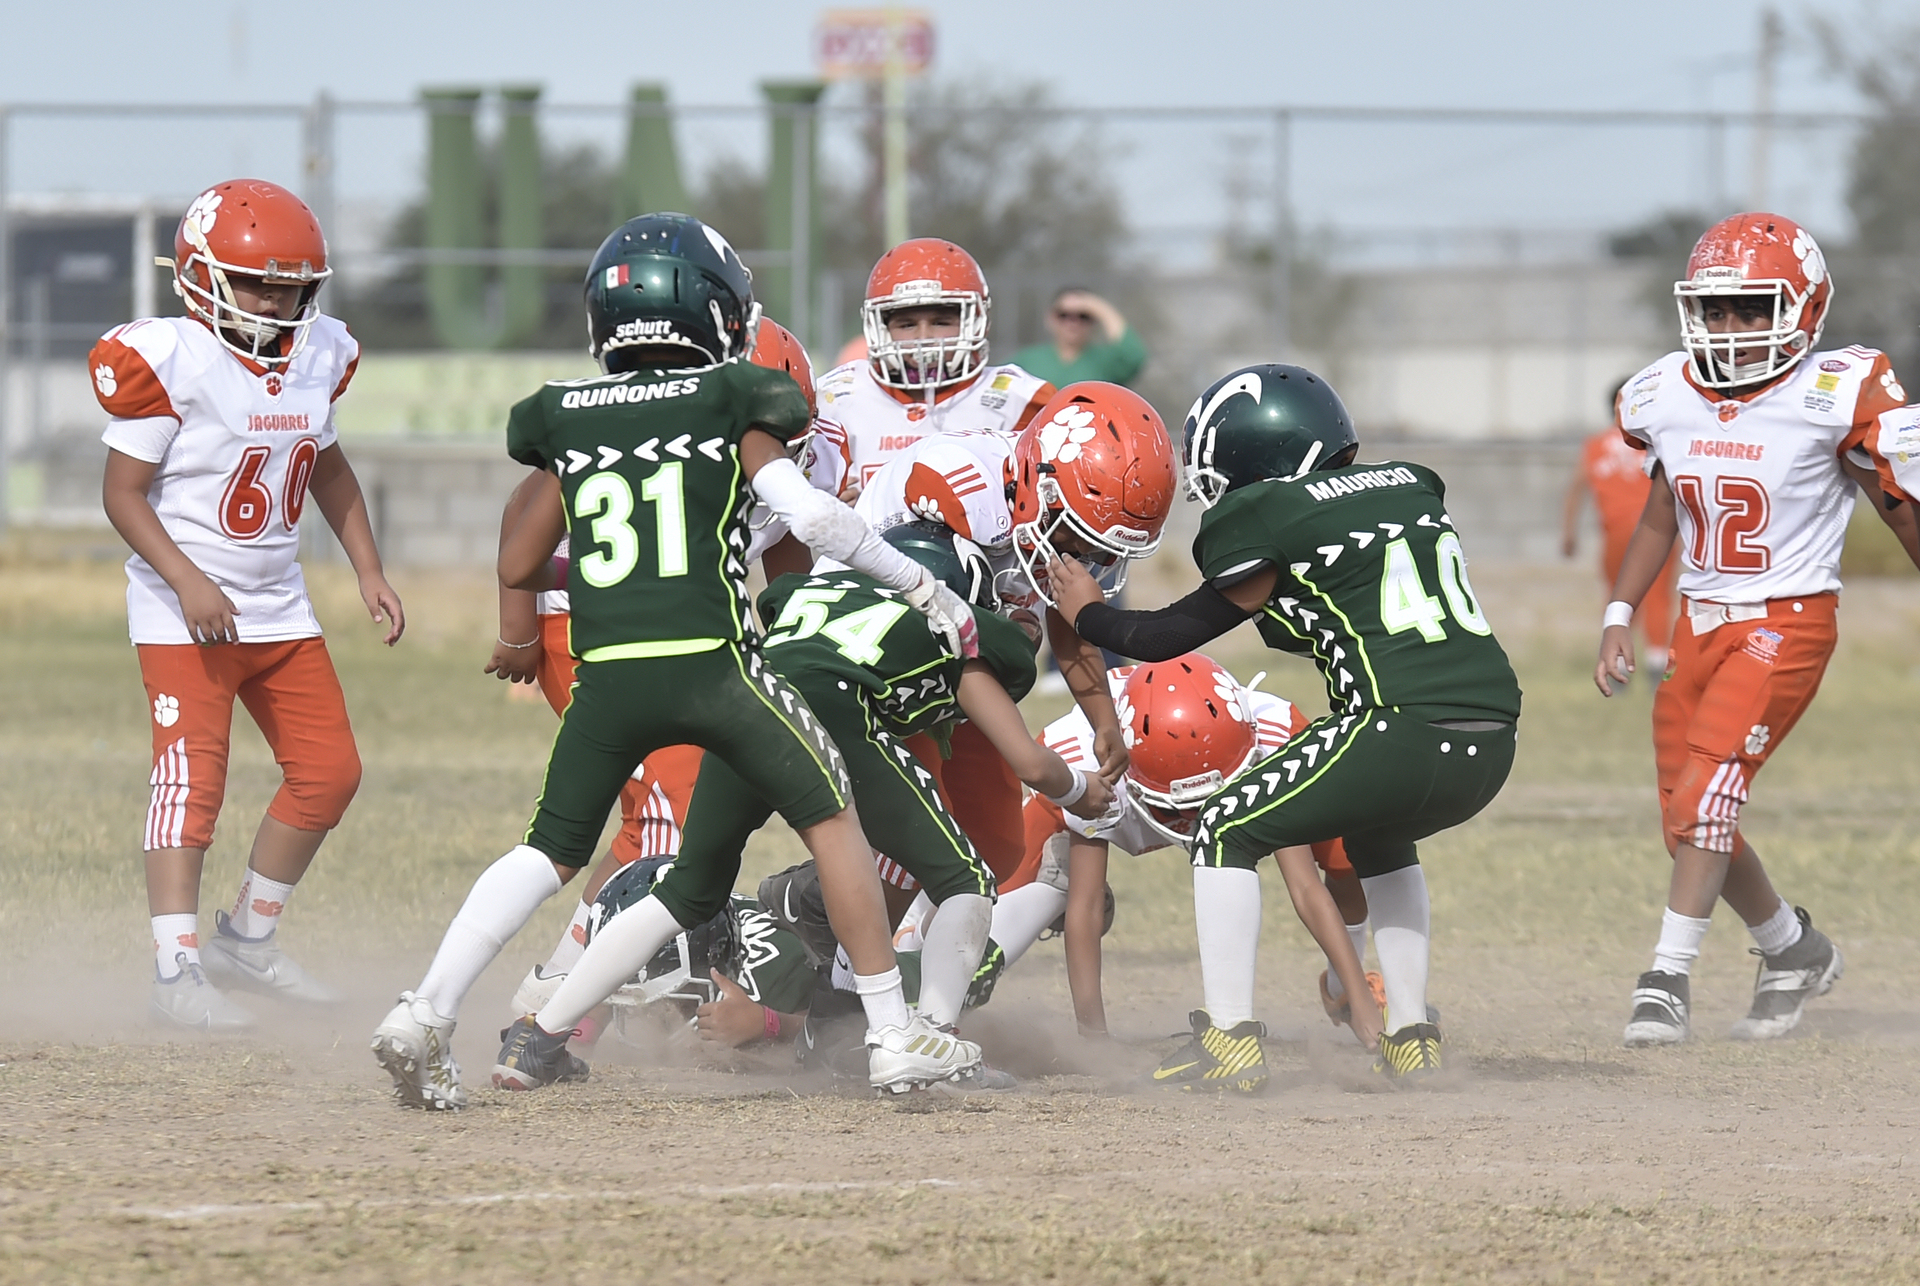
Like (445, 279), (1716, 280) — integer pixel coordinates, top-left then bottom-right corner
(815, 9), (935, 79)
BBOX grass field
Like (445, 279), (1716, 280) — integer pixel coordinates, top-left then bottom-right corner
(5, 548), (1920, 1283)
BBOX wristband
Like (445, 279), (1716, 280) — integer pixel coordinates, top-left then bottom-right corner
(1602, 600), (1635, 630)
(762, 1006), (781, 1043)
(1043, 766), (1089, 809)
(497, 635), (538, 650)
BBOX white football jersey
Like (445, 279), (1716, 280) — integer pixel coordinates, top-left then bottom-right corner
(1619, 347), (1910, 603)
(92, 314), (359, 644)
(1039, 668), (1310, 856)
(814, 359), (1052, 494)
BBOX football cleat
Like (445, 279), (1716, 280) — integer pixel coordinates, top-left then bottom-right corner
(866, 1014), (982, 1094)
(1150, 1010), (1268, 1093)
(201, 910), (341, 1003)
(756, 862), (839, 968)
(1730, 908), (1843, 1041)
(511, 964), (567, 1019)
(371, 991), (468, 1111)
(1373, 1022), (1444, 1080)
(492, 1016), (590, 1091)
(150, 955), (255, 1033)
(1623, 970), (1691, 1047)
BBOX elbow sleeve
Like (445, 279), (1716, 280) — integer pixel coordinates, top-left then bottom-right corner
(1073, 584), (1252, 661)
(752, 457), (921, 591)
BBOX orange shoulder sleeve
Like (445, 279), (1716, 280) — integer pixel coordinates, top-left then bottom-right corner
(88, 334), (179, 421)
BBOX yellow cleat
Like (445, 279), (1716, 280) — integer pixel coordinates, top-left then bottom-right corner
(1373, 1021), (1443, 1081)
(1151, 1009), (1268, 1094)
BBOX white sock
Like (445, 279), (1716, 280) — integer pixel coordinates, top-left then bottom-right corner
(915, 893), (992, 1028)
(1325, 918), (1371, 1000)
(987, 883), (1068, 968)
(536, 895), (683, 1034)
(152, 913), (200, 980)
(830, 944), (855, 991)
(228, 868), (296, 939)
(1362, 866), (1430, 1034)
(1193, 865), (1261, 1027)
(540, 900), (594, 975)
(1652, 907), (1713, 975)
(853, 966), (912, 1032)
(1748, 899), (1801, 956)
(417, 845), (563, 1019)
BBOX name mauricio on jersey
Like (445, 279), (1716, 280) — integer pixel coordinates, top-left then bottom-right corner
(1304, 466), (1420, 502)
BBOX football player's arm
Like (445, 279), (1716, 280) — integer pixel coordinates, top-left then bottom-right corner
(758, 531), (815, 581)
(487, 469), (547, 682)
(1594, 462), (1680, 696)
(742, 427), (978, 657)
(1063, 833), (1110, 1037)
(1274, 844), (1381, 1050)
(102, 447), (241, 645)
(956, 664), (1113, 818)
(694, 969), (806, 1047)
(1045, 607), (1129, 779)
(309, 443), (405, 645)
(1840, 454), (1920, 572)
(1050, 557), (1270, 662)
(498, 469), (568, 591)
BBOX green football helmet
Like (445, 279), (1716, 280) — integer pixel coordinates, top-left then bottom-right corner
(584, 213), (759, 371)
(882, 520), (1000, 612)
(1182, 364), (1358, 507)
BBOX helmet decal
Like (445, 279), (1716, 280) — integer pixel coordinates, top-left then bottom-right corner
(1038, 404), (1099, 464)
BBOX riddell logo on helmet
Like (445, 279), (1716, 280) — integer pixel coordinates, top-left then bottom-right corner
(1691, 266), (1746, 282)
(889, 278), (945, 299)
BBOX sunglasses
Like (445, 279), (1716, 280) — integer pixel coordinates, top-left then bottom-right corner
(1053, 310), (1095, 323)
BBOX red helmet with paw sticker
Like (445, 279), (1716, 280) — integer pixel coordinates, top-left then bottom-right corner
(1118, 653), (1258, 845)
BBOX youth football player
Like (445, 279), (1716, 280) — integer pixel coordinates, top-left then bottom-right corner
(372, 214), (983, 1108)
(94, 180), (403, 1031)
(1052, 363), (1522, 1085)
(1597, 213), (1920, 1046)
(495, 526), (1113, 1091)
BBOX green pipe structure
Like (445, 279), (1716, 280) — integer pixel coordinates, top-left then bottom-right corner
(422, 85), (546, 350)
(619, 84), (690, 221)
(759, 81), (826, 345)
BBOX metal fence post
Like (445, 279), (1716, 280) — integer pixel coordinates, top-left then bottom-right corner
(0, 105), (12, 534)
(791, 102), (813, 351)
(1271, 108), (1292, 360)
(303, 91), (337, 245)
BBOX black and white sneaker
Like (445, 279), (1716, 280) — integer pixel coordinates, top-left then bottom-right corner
(757, 862), (838, 968)
(491, 1016), (590, 1090)
(1730, 908), (1843, 1041)
(1623, 970), (1690, 1047)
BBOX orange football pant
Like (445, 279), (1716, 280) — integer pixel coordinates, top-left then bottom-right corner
(905, 721), (1026, 885)
(535, 613), (700, 863)
(137, 638), (361, 852)
(1652, 594), (1837, 856)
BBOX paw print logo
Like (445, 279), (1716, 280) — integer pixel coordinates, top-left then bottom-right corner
(1790, 229), (1827, 286)
(908, 495), (946, 524)
(1211, 678), (1246, 721)
(181, 189), (223, 249)
(263, 372), (283, 398)
(93, 364), (118, 398)
(1114, 690), (1137, 748)
(1038, 406), (1098, 464)
(1882, 369), (1907, 403)
(153, 693), (180, 728)
(1745, 723), (1771, 756)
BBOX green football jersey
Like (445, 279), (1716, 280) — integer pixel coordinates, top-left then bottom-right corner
(757, 572), (1037, 737)
(1195, 461), (1521, 720)
(506, 360), (810, 660)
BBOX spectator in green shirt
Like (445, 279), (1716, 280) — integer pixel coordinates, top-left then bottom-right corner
(1010, 287), (1147, 388)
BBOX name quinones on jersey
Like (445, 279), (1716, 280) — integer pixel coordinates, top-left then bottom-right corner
(558, 375), (702, 410)
(1302, 467), (1419, 503)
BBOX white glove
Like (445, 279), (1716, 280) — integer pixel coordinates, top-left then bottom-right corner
(904, 569), (979, 659)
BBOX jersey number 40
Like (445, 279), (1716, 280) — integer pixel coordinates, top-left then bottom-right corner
(1378, 533), (1492, 642)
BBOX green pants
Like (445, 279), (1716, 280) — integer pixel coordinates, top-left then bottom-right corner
(524, 643), (848, 870)
(652, 667), (991, 928)
(1192, 705), (1515, 878)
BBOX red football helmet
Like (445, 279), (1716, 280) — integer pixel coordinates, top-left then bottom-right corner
(861, 238), (990, 391)
(750, 317), (817, 418)
(167, 179), (330, 368)
(1675, 212), (1832, 389)
(1008, 383), (1177, 605)
(1117, 653), (1258, 845)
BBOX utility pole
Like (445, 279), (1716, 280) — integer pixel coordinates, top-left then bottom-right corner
(882, 4), (909, 247)
(1751, 7), (1783, 210)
